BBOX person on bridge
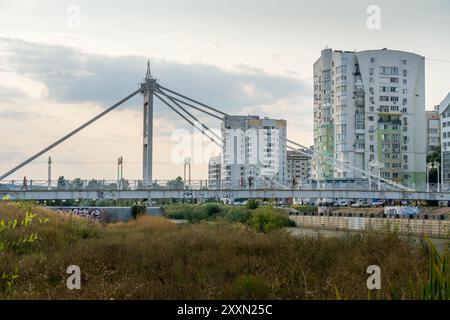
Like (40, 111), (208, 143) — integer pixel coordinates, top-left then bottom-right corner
(292, 177), (297, 190)
(248, 176), (253, 190)
(240, 177), (245, 190)
(21, 176), (28, 190)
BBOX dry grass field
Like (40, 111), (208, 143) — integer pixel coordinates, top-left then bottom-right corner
(0, 202), (448, 300)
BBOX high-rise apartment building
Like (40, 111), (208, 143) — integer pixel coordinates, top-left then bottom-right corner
(438, 93), (450, 183)
(426, 105), (440, 155)
(313, 48), (426, 185)
(221, 115), (287, 185)
(208, 155), (221, 189)
(286, 149), (312, 185)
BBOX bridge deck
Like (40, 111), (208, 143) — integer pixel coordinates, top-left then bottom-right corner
(1, 188), (449, 201)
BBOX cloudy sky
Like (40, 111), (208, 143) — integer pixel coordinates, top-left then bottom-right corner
(0, 0), (449, 181)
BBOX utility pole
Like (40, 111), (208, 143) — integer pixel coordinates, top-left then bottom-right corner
(47, 156), (52, 190)
(117, 156), (123, 190)
(141, 60), (157, 186)
(184, 157), (191, 189)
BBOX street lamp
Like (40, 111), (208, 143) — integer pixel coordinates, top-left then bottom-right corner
(368, 161), (375, 191)
(368, 160), (383, 191)
(117, 156), (123, 190)
(426, 162), (434, 192)
(184, 157), (191, 188)
(433, 161), (440, 192)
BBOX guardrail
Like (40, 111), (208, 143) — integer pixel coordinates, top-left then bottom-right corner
(0, 179), (447, 193)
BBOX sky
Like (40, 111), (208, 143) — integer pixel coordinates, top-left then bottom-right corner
(0, 0), (449, 181)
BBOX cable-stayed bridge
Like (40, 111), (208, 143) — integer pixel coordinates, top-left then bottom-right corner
(0, 62), (447, 202)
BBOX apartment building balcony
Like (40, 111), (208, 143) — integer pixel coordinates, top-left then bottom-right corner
(353, 88), (365, 95)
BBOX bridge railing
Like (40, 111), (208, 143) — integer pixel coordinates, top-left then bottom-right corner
(0, 179), (447, 193)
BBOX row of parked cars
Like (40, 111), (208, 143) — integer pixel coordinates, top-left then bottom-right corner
(331, 199), (385, 208)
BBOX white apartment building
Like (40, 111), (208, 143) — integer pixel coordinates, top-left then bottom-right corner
(221, 115), (287, 185)
(286, 149), (312, 185)
(313, 48), (426, 185)
(438, 93), (450, 183)
(426, 105), (440, 155)
(208, 155), (221, 189)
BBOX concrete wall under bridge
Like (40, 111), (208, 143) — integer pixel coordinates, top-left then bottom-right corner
(289, 214), (450, 239)
(49, 206), (164, 222)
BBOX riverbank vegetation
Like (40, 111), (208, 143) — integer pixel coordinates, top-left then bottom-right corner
(0, 202), (448, 299)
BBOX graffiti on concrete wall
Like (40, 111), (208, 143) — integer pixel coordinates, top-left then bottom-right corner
(54, 207), (106, 221)
(0, 193), (17, 200)
(183, 190), (235, 200)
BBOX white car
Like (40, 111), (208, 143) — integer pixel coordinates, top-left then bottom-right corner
(372, 200), (385, 207)
(334, 200), (351, 207)
(351, 200), (370, 208)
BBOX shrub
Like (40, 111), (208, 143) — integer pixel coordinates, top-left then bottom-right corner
(231, 275), (271, 299)
(245, 199), (259, 210)
(131, 205), (146, 220)
(247, 207), (293, 233)
(205, 204), (221, 216)
(66, 219), (98, 239)
(292, 205), (317, 215)
(222, 207), (252, 223)
(187, 207), (210, 222)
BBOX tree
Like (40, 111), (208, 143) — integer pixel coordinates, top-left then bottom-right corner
(57, 176), (66, 188)
(426, 146), (441, 184)
(167, 176), (184, 190)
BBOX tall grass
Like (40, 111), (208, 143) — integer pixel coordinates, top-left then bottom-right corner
(417, 240), (449, 299)
(0, 202), (447, 300)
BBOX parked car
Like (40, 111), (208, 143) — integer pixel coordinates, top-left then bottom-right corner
(372, 200), (385, 207)
(334, 200), (351, 207)
(351, 200), (371, 208)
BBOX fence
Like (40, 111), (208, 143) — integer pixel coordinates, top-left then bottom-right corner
(289, 213), (450, 239)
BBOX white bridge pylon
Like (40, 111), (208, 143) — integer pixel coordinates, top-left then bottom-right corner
(0, 62), (413, 193)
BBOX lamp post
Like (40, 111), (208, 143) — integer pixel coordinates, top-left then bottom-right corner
(368, 160), (375, 191)
(47, 156), (52, 190)
(426, 162), (434, 192)
(117, 156), (123, 190)
(433, 161), (440, 192)
(184, 157), (191, 188)
(369, 160), (383, 191)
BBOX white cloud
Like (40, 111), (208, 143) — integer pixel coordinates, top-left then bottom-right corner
(0, 37), (312, 181)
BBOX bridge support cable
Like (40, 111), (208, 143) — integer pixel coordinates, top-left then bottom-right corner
(155, 90), (223, 121)
(157, 84), (229, 117)
(0, 88), (141, 181)
(287, 140), (397, 190)
(153, 92), (222, 148)
(287, 139), (412, 191)
(155, 89), (221, 141)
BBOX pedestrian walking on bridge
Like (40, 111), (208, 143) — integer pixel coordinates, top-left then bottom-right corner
(21, 176), (28, 190)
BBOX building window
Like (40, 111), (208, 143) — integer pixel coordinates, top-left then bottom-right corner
(380, 66), (390, 75)
(370, 57), (375, 63)
(390, 67), (399, 75)
(390, 77), (399, 83)
(402, 59), (407, 65)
